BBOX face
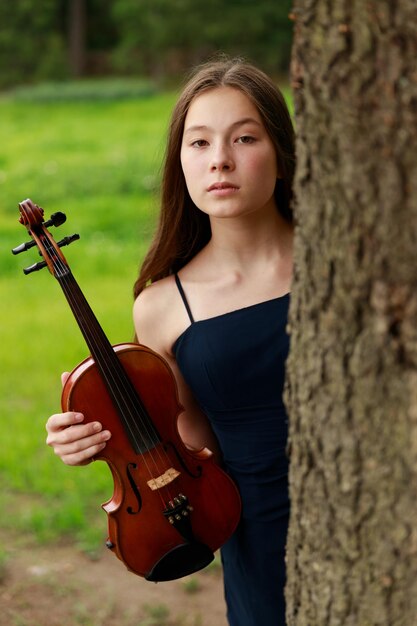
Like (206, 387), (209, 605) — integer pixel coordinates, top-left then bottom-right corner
(180, 86), (279, 221)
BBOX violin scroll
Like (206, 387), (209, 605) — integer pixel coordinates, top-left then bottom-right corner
(18, 198), (45, 228)
(12, 198), (79, 276)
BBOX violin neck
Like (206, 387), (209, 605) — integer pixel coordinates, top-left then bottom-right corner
(56, 270), (160, 453)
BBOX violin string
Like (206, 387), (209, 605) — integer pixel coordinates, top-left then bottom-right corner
(24, 204), (174, 498)
(47, 239), (159, 451)
(58, 263), (176, 506)
(44, 234), (178, 505)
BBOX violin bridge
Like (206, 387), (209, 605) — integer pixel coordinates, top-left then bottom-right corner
(147, 467), (180, 491)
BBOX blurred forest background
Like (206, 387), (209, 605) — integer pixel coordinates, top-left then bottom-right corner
(0, 0), (293, 88)
(0, 2), (293, 624)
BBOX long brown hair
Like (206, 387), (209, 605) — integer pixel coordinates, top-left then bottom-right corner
(134, 57), (295, 298)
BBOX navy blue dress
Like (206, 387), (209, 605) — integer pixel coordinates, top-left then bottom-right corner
(172, 275), (290, 626)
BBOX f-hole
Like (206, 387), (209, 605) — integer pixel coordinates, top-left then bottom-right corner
(126, 462), (142, 514)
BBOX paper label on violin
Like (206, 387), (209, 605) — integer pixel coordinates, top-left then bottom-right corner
(147, 467), (181, 491)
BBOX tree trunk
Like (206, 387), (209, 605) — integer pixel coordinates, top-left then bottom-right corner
(285, 1), (417, 625)
(68, 0), (86, 77)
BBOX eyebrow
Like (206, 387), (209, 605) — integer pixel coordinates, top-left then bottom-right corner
(184, 117), (262, 135)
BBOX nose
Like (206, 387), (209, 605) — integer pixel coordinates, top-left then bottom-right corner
(210, 143), (234, 171)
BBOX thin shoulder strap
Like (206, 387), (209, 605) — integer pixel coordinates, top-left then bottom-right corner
(174, 274), (195, 324)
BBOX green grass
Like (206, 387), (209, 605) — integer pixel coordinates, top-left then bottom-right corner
(5, 78), (156, 102)
(0, 83), (177, 549)
(0, 78), (292, 551)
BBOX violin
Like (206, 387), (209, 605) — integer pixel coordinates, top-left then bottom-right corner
(13, 199), (241, 582)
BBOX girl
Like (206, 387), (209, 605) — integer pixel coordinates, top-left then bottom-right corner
(46, 58), (295, 626)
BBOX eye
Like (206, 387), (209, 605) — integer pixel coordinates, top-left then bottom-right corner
(190, 139), (209, 148)
(236, 135), (255, 144)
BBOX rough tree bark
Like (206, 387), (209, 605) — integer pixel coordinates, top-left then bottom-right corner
(285, 1), (417, 625)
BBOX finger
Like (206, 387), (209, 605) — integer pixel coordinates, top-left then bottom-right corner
(54, 429), (110, 456)
(50, 428), (111, 457)
(51, 423), (110, 448)
(60, 441), (109, 467)
(61, 371), (70, 387)
(46, 420), (110, 448)
(46, 411), (84, 433)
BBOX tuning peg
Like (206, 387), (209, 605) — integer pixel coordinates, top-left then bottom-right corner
(22, 234), (79, 275)
(57, 233), (80, 248)
(12, 240), (37, 255)
(23, 261), (47, 275)
(12, 212), (67, 256)
(44, 212), (66, 228)
(33, 233), (80, 257)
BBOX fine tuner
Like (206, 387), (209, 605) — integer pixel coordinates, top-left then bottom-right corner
(11, 203), (79, 275)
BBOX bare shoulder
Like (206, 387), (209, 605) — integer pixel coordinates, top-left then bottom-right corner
(134, 275), (175, 319)
(133, 275), (221, 457)
(133, 275), (190, 357)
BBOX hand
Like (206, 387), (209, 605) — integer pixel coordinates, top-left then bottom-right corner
(45, 372), (111, 466)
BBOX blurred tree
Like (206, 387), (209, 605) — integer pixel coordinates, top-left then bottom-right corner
(0, 0), (293, 86)
(286, 1), (417, 624)
(111, 0), (293, 79)
(0, 0), (68, 87)
(86, 0), (119, 74)
(0, 0), (116, 86)
(68, 0), (86, 76)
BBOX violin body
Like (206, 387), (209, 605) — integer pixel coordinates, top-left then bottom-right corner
(62, 343), (241, 580)
(14, 199), (241, 582)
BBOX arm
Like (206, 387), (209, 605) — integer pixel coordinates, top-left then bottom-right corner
(134, 281), (222, 462)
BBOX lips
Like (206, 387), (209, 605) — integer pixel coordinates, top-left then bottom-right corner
(207, 182), (239, 192)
